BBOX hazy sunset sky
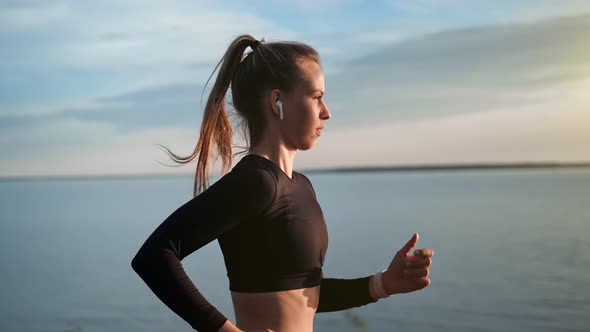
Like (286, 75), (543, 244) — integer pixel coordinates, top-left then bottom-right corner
(1, 0), (589, 177)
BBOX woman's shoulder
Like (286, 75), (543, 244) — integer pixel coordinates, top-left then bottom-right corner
(201, 155), (278, 210)
(226, 155), (279, 195)
(293, 171), (317, 198)
(294, 170), (312, 185)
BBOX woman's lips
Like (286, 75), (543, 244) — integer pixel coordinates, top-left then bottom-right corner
(316, 127), (324, 136)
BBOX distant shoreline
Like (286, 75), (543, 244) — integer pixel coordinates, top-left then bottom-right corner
(305, 161), (590, 174)
(1, 161), (589, 182)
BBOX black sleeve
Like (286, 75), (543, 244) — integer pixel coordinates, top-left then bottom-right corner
(316, 276), (377, 312)
(130, 166), (277, 332)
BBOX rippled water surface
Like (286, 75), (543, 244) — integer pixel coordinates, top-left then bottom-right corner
(1, 167), (588, 331)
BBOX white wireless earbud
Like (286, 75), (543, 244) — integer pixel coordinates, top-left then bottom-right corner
(276, 100), (284, 120)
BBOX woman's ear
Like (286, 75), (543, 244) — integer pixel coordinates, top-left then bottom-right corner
(270, 89), (282, 118)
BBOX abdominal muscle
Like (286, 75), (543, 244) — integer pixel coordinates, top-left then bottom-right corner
(230, 285), (320, 332)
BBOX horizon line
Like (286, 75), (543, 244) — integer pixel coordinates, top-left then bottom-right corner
(1, 161), (589, 182)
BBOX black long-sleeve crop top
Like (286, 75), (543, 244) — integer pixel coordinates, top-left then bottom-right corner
(131, 154), (377, 332)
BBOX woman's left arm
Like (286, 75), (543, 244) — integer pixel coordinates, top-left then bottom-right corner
(316, 275), (376, 312)
(316, 233), (434, 312)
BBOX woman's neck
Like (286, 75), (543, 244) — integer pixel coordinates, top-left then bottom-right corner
(249, 144), (297, 179)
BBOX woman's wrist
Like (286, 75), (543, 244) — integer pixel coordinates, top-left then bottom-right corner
(381, 269), (398, 296)
(369, 269), (393, 301)
(369, 275), (379, 301)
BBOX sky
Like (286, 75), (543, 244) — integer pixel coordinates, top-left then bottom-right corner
(1, 0), (589, 177)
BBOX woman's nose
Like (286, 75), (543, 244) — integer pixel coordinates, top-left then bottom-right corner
(321, 103), (331, 120)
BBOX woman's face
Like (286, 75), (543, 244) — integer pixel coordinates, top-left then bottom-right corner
(281, 60), (331, 150)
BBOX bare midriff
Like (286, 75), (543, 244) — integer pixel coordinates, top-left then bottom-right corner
(231, 285), (320, 332)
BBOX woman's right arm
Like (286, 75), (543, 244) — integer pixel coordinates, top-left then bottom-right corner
(131, 166), (277, 332)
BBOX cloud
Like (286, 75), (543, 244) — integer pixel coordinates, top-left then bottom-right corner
(2, 6), (590, 177)
(0, 82), (207, 166)
(299, 79), (590, 168)
(248, 0), (359, 12)
(384, 0), (590, 20)
(0, 0), (296, 117)
(35, 2), (294, 69)
(385, 0), (453, 14)
(489, 0), (590, 23)
(1, 117), (119, 162)
(10, 11), (586, 123)
(0, 125), (199, 177)
(4, 78), (587, 177)
(325, 12), (590, 124)
(0, 1), (70, 31)
(0, 82), (206, 141)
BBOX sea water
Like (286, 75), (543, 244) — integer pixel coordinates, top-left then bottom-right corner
(0, 167), (588, 332)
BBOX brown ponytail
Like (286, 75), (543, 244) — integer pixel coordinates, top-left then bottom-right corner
(158, 34), (319, 197)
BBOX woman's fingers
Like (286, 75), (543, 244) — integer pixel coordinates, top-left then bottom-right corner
(398, 233), (419, 256)
(403, 267), (429, 278)
(415, 277), (431, 289)
(413, 248), (434, 257)
(405, 257), (431, 268)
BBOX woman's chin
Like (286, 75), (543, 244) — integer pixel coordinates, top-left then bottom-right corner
(296, 140), (316, 151)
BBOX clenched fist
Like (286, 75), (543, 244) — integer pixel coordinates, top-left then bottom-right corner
(382, 233), (434, 295)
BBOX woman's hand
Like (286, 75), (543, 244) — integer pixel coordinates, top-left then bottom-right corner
(381, 232), (433, 295)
